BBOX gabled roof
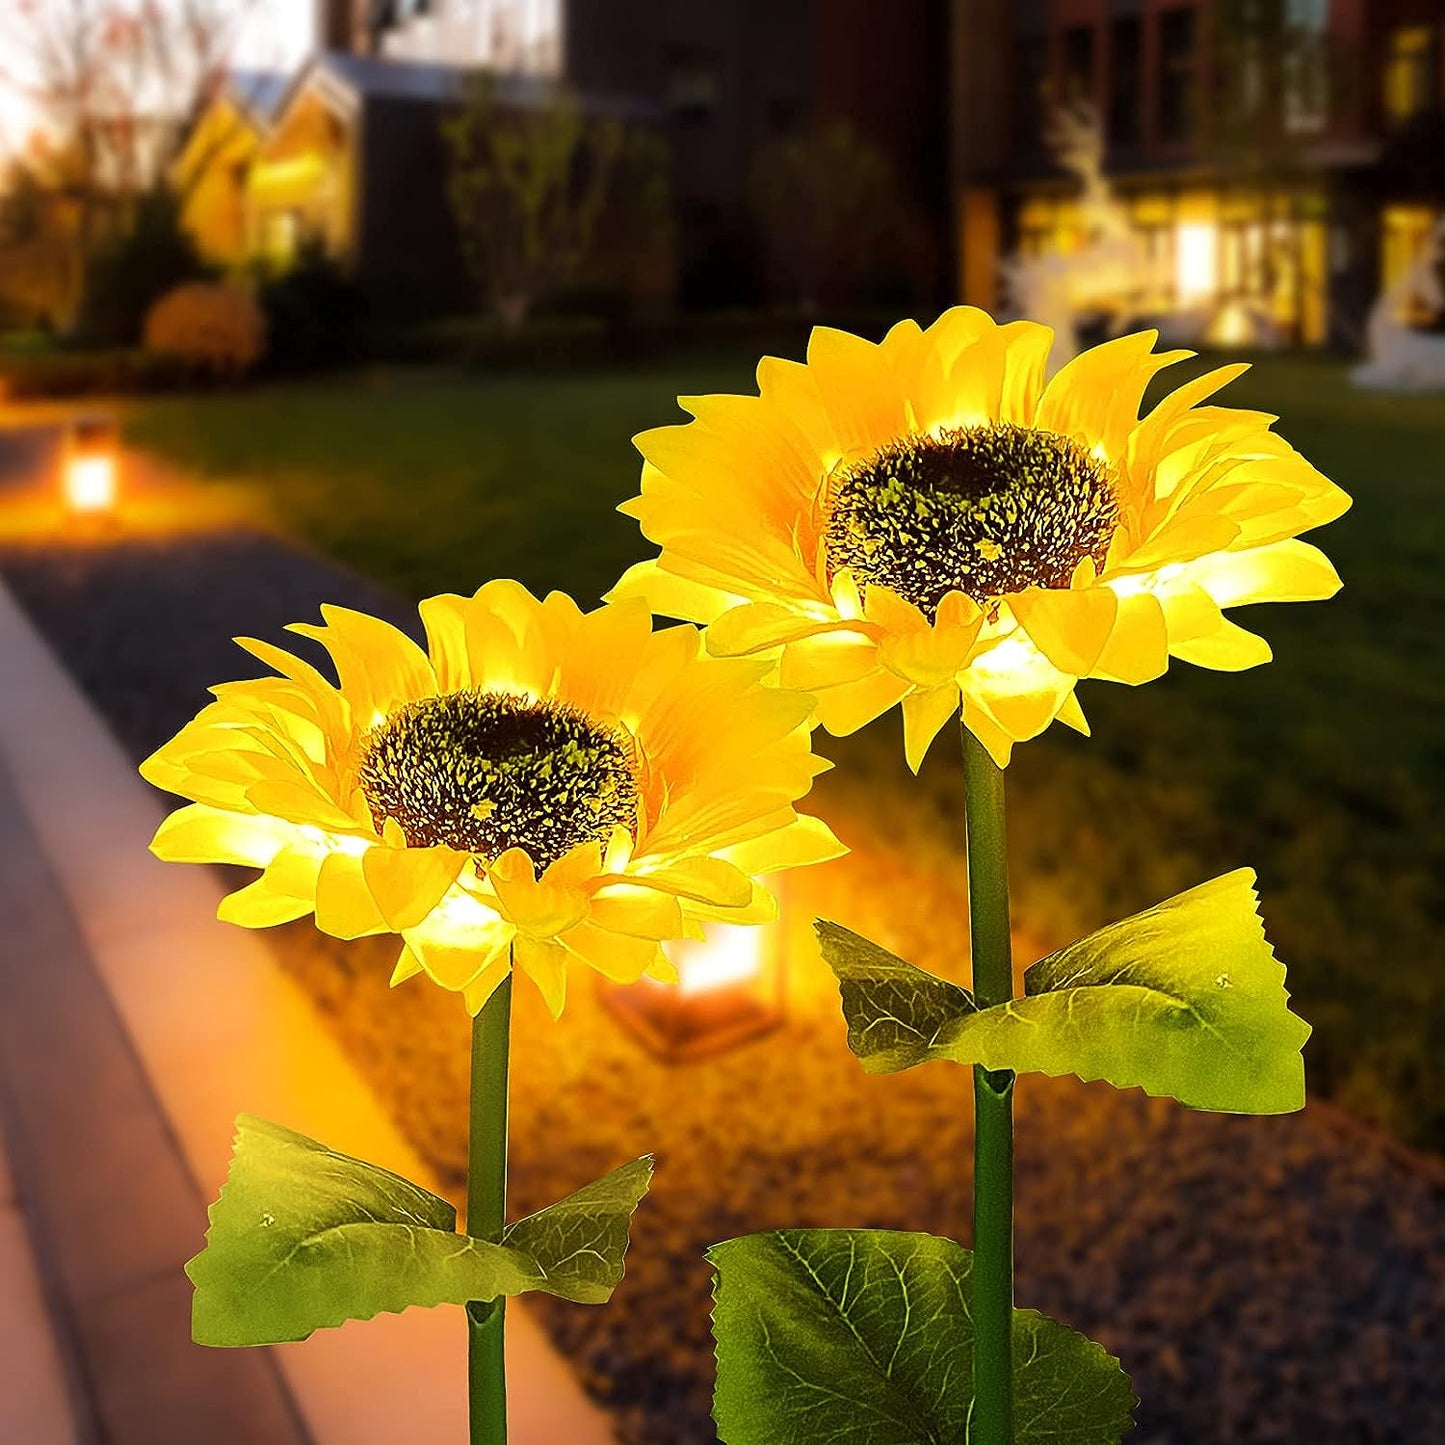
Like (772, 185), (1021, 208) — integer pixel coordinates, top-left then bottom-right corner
(290, 51), (659, 122)
(225, 69), (291, 124)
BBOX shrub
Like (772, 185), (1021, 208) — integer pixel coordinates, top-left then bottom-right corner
(143, 282), (266, 376)
(750, 123), (902, 311)
(443, 80), (672, 328)
(0, 347), (192, 400)
(256, 242), (368, 371)
(79, 189), (209, 347)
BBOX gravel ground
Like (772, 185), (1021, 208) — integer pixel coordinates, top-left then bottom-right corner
(2, 460), (1443, 1443)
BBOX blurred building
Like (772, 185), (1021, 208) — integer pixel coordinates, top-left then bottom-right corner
(952, 0), (1445, 346)
(175, 0), (952, 313)
(176, 53), (661, 316)
(335, 1), (950, 304)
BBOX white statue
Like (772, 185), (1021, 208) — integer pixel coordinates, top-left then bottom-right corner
(1351, 218), (1445, 392)
(1003, 100), (1160, 373)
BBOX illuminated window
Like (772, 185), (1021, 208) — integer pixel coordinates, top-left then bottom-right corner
(376, 0), (562, 75)
(1382, 205), (1441, 320)
(1383, 26), (1436, 123)
(1175, 221), (1216, 302)
(262, 210), (299, 265)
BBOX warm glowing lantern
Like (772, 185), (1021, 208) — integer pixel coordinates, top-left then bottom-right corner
(62, 415), (120, 516)
(602, 905), (787, 1062)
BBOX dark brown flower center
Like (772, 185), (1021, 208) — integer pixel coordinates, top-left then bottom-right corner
(358, 690), (638, 872)
(823, 421), (1119, 617)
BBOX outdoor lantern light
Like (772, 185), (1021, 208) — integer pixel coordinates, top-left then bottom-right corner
(62, 414), (120, 517)
(602, 891), (788, 1062)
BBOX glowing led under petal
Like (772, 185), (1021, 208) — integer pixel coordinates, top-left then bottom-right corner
(604, 826), (634, 873)
(969, 633), (1042, 683)
(299, 825), (369, 858)
(1109, 563), (1186, 599)
(424, 886), (508, 945)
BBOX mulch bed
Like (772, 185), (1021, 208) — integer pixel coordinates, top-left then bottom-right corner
(2, 499), (1443, 1444)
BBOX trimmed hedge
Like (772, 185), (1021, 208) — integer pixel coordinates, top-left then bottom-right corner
(0, 347), (197, 400)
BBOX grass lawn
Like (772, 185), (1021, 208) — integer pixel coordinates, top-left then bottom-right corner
(123, 349), (1445, 1152)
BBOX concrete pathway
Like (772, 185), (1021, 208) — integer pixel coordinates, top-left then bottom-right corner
(0, 522), (615, 1440)
(0, 1122), (81, 1445)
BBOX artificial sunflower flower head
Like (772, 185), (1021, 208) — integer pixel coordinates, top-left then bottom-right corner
(141, 582), (844, 1016)
(609, 309), (1351, 767)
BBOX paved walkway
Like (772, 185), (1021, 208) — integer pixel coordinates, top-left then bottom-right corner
(0, 752), (309, 1444)
(0, 1120), (81, 1445)
(0, 423), (616, 1443)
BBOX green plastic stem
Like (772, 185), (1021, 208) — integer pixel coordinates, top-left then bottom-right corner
(466, 972), (513, 1445)
(962, 723), (1015, 1445)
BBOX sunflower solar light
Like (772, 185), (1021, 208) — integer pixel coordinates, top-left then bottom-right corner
(141, 582), (842, 1442)
(613, 309), (1349, 1444)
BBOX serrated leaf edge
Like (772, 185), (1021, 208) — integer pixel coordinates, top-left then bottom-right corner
(186, 1115), (654, 1342)
(817, 868), (1311, 1113)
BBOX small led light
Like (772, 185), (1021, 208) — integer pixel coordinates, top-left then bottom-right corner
(667, 923), (767, 997)
(64, 453), (117, 514)
(602, 885), (789, 1061)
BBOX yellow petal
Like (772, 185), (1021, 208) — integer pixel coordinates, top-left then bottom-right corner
(244, 779), (362, 833)
(1171, 617), (1273, 671)
(405, 921), (513, 992)
(810, 669), (911, 736)
(777, 632), (879, 690)
(1008, 586), (1119, 676)
(217, 876), (314, 927)
(997, 320), (1055, 425)
(958, 703), (1015, 768)
(314, 850), (389, 939)
(461, 952), (516, 1015)
(151, 804), (291, 867)
(606, 558), (740, 624)
(1055, 692), (1091, 736)
(1093, 592), (1170, 685)
(902, 685), (961, 773)
(390, 945), (426, 987)
(1035, 330), (1190, 461)
(805, 324), (910, 458)
(361, 845), (466, 931)
(1183, 539), (1342, 608)
(706, 602), (844, 658)
(720, 813), (848, 874)
(560, 922), (665, 984)
(631, 856), (756, 907)
(514, 934), (569, 1018)
(288, 604), (436, 724)
(487, 849), (591, 935)
(417, 593), (471, 691)
(588, 883), (685, 940)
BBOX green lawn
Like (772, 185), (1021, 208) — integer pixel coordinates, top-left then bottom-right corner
(124, 350), (1445, 1151)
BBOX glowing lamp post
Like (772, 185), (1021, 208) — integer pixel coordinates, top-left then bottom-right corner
(62, 415), (120, 517)
(603, 906), (787, 1062)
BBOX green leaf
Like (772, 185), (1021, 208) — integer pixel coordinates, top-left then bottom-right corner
(504, 1151), (656, 1304)
(820, 868), (1309, 1113)
(188, 1115), (652, 1346)
(710, 1229), (1135, 1445)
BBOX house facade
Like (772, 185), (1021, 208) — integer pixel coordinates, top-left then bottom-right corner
(316, 0), (950, 306)
(951, 0), (1445, 347)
